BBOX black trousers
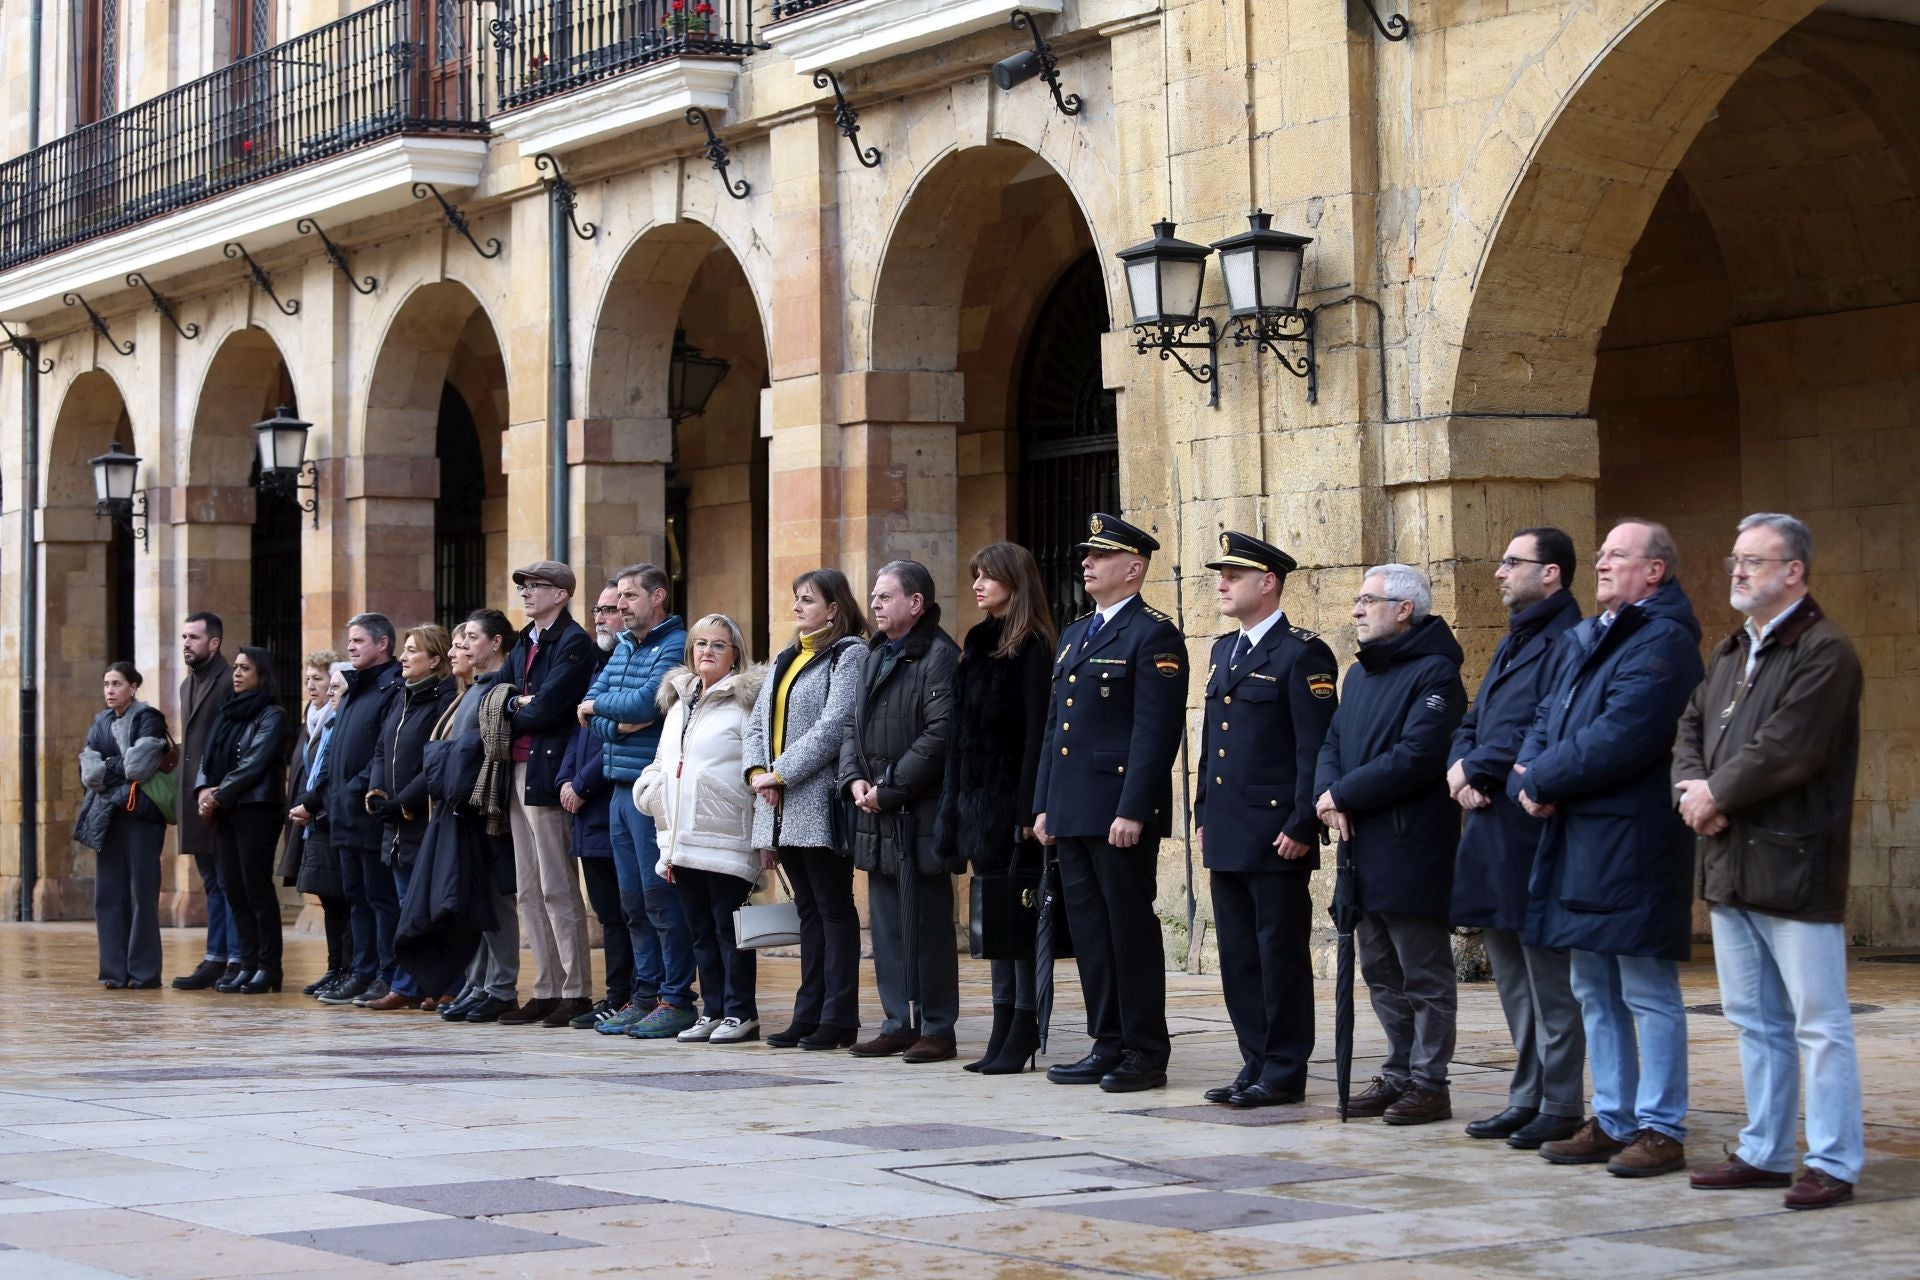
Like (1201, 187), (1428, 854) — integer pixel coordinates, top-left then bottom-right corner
(320, 896), (351, 973)
(780, 845), (860, 1029)
(673, 866), (758, 1020)
(214, 804), (285, 972)
(95, 812), (165, 986)
(1056, 835), (1169, 1066)
(1210, 868), (1314, 1092)
(579, 855), (634, 1005)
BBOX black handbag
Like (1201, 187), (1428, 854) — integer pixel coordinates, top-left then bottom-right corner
(969, 833), (1042, 960)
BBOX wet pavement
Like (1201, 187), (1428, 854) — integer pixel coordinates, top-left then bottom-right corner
(2, 923), (1917, 1278)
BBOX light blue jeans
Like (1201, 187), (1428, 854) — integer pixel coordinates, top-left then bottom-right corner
(1710, 907), (1864, 1183)
(610, 788), (693, 1009)
(1569, 949), (1688, 1143)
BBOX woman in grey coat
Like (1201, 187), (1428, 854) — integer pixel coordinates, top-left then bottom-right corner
(77, 661), (172, 989)
(743, 568), (870, 1049)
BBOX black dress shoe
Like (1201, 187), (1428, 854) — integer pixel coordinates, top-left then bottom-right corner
(798, 1024), (858, 1050)
(303, 970), (342, 997)
(463, 995), (516, 1023)
(440, 993), (481, 1021)
(1465, 1106), (1539, 1140)
(1230, 1082), (1304, 1109)
(1047, 1051), (1120, 1085)
(239, 968), (282, 994)
(1098, 1051), (1167, 1094)
(318, 976), (372, 1005)
(1507, 1112), (1586, 1150)
(766, 1021), (817, 1049)
(213, 964), (250, 994)
(1205, 1077), (1255, 1105)
(172, 959), (226, 991)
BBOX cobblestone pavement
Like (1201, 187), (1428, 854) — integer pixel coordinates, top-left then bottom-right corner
(1, 923), (1916, 1278)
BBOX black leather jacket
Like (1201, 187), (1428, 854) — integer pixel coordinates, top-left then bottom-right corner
(195, 704), (290, 810)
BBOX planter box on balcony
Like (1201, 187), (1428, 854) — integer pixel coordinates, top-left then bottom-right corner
(764, 0), (1063, 74)
(494, 57), (743, 156)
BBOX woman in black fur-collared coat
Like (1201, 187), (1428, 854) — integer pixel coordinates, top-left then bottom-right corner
(934, 543), (1058, 1074)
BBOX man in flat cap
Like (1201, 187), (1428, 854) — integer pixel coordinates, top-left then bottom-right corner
(1033, 513), (1187, 1093)
(499, 560), (600, 1026)
(1194, 531), (1339, 1108)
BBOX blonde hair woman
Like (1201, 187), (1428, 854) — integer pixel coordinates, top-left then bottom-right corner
(636, 614), (768, 1043)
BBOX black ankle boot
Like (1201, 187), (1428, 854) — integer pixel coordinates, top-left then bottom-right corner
(979, 1008), (1039, 1075)
(213, 963), (248, 993)
(766, 1021), (817, 1049)
(964, 1003), (1015, 1073)
(171, 959), (225, 991)
(240, 968), (282, 994)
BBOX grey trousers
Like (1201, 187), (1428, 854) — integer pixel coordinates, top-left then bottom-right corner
(1484, 927), (1586, 1118)
(461, 887), (521, 1002)
(868, 868), (959, 1038)
(96, 814), (165, 986)
(1356, 911), (1457, 1091)
(510, 764), (591, 1000)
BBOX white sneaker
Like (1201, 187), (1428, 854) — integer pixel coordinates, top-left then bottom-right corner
(708, 1017), (761, 1044)
(677, 1015), (720, 1043)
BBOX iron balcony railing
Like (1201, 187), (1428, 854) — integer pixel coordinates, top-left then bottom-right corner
(491, 0), (756, 111)
(766, 0), (846, 18)
(0, 0), (487, 273)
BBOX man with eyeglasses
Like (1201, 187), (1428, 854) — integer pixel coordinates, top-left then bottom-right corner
(1673, 514), (1863, 1210)
(1512, 519), (1703, 1179)
(1313, 563), (1467, 1126)
(1447, 529), (1587, 1150)
(497, 560), (599, 1027)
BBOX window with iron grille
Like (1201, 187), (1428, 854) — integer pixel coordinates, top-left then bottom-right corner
(1018, 252), (1120, 630)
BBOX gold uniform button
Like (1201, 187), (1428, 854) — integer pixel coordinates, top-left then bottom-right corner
(1269, 800), (1278, 808)
(1068, 675), (1077, 684)
(1217, 748), (1226, 758)
(1118, 766), (1125, 774)
(1223, 695), (1232, 704)
(1221, 721), (1230, 731)
(1062, 723), (1070, 732)
(1060, 747), (1069, 756)
(1066, 698), (1074, 707)
(1214, 776), (1223, 785)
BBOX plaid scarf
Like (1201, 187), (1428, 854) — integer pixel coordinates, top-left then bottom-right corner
(470, 681), (517, 836)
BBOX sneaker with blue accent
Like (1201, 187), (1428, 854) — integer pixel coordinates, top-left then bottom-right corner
(595, 1001), (651, 1035)
(627, 1001), (699, 1039)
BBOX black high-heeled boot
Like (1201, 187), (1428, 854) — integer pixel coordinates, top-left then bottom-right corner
(978, 1008), (1039, 1075)
(766, 1020), (818, 1049)
(213, 963), (248, 993)
(240, 968), (282, 994)
(963, 1003), (1015, 1073)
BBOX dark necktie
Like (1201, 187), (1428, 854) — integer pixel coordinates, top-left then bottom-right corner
(1230, 632), (1251, 668)
(1083, 611), (1106, 648)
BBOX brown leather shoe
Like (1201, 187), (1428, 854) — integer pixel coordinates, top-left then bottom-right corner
(363, 991), (429, 1011)
(540, 997), (594, 1028)
(1382, 1084), (1452, 1126)
(1784, 1167), (1855, 1210)
(848, 1031), (919, 1058)
(1608, 1129), (1685, 1178)
(498, 997), (560, 1026)
(1540, 1117), (1628, 1165)
(1690, 1153), (1793, 1190)
(1340, 1076), (1405, 1119)
(902, 1032), (957, 1064)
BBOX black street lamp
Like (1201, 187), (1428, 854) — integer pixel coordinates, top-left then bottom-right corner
(253, 405), (320, 527)
(1116, 219), (1218, 405)
(1212, 211), (1318, 402)
(668, 331), (731, 424)
(89, 441), (149, 549)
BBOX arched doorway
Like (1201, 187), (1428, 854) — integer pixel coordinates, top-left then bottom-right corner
(434, 384), (489, 630)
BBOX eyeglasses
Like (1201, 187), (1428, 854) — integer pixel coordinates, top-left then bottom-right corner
(591, 605), (620, 614)
(1498, 556), (1545, 570)
(1594, 549), (1647, 566)
(1353, 594), (1404, 608)
(517, 580), (556, 593)
(1725, 555), (1792, 575)
(692, 639), (733, 652)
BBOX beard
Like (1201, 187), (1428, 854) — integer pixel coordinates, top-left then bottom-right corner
(596, 629), (616, 653)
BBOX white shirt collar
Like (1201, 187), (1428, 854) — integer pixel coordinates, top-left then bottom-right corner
(1240, 609), (1285, 651)
(1745, 595), (1804, 648)
(1094, 595), (1136, 626)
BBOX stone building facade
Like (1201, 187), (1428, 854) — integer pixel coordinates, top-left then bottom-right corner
(0, 0), (1915, 950)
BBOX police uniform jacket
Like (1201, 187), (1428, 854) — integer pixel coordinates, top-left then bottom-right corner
(1033, 594), (1188, 840)
(1194, 618), (1338, 873)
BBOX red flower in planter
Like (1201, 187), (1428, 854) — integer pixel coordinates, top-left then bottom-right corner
(241, 139), (254, 154)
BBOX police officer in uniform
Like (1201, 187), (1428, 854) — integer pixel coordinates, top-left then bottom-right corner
(1194, 532), (1339, 1108)
(1033, 513), (1188, 1093)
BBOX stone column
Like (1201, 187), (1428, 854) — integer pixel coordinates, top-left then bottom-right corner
(836, 371), (964, 604)
(569, 413), (670, 588)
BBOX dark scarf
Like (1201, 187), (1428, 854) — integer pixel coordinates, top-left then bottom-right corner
(202, 688), (272, 788)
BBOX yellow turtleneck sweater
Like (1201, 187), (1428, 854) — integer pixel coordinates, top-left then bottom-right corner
(759, 626), (830, 780)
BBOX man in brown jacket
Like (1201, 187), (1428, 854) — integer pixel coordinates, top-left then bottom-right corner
(1672, 512), (1863, 1211)
(171, 612), (238, 990)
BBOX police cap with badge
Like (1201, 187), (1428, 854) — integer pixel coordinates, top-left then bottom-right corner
(1076, 513), (1161, 558)
(1204, 530), (1297, 579)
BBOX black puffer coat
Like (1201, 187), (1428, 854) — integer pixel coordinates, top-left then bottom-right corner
(327, 660), (403, 853)
(837, 608), (961, 876)
(1313, 614), (1468, 918)
(933, 617), (1051, 874)
(368, 675), (460, 869)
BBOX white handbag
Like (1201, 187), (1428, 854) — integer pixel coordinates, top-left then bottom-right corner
(734, 867), (802, 949)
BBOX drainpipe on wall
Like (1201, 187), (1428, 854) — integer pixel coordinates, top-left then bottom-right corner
(17, 0), (45, 921)
(548, 182), (571, 564)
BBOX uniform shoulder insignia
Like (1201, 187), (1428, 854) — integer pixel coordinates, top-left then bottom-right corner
(1142, 605), (1172, 623)
(1290, 625), (1318, 640)
(1071, 610), (1094, 624)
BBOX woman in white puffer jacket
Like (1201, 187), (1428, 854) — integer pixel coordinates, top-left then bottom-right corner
(636, 613), (769, 1045)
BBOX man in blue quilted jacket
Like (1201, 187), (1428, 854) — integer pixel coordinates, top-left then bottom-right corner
(578, 562), (696, 1039)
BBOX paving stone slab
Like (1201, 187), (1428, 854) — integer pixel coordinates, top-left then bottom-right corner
(335, 1070), (538, 1083)
(1120, 1104), (1346, 1125)
(1048, 1190), (1375, 1231)
(306, 1047), (491, 1058)
(796, 1123), (1059, 1151)
(630, 1071), (832, 1092)
(346, 1178), (654, 1218)
(264, 1218), (591, 1264)
(1140, 1155), (1379, 1188)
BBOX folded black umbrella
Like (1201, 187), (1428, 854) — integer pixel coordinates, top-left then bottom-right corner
(1328, 837), (1363, 1121)
(892, 807), (920, 1033)
(1033, 843), (1075, 1054)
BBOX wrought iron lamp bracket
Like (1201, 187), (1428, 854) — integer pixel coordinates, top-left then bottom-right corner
(63, 293), (136, 355)
(259, 461), (321, 529)
(0, 321), (54, 373)
(1010, 10), (1083, 117)
(126, 273), (199, 340)
(813, 70), (881, 169)
(222, 243), (301, 316)
(99, 488), (151, 549)
(1134, 317), (1219, 408)
(1355, 0), (1410, 41)
(412, 183), (504, 258)
(1227, 308), (1317, 404)
(533, 154), (599, 241)
(686, 109), (751, 200)
(296, 219), (378, 294)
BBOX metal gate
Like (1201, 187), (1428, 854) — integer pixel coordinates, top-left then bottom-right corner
(1018, 252), (1120, 629)
(249, 456), (304, 716)
(435, 384), (489, 632)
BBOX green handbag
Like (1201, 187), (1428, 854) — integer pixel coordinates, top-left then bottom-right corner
(135, 737), (181, 826)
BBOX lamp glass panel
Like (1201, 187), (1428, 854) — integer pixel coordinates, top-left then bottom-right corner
(681, 359), (728, 419)
(94, 454), (136, 503)
(1219, 245), (1258, 316)
(1160, 257), (1204, 323)
(1123, 259), (1161, 325)
(1259, 245), (1304, 310)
